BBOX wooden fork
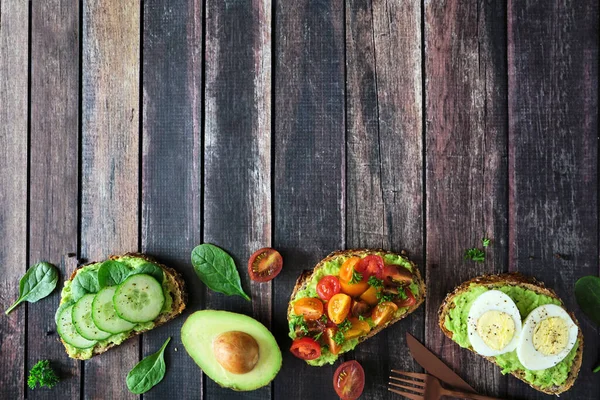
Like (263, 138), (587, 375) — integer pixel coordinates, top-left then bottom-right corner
(389, 370), (503, 400)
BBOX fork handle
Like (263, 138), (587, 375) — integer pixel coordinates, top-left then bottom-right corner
(441, 388), (502, 400)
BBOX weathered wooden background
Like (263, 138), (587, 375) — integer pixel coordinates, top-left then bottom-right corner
(0, 0), (598, 399)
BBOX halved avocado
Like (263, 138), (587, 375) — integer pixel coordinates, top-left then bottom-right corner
(181, 310), (282, 391)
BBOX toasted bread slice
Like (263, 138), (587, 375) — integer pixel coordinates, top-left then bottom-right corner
(288, 249), (425, 364)
(438, 273), (583, 395)
(59, 253), (186, 360)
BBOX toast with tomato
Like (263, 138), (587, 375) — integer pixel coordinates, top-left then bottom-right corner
(287, 249), (425, 366)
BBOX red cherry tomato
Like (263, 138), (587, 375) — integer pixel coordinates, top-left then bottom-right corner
(316, 275), (341, 301)
(357, 255), (384, 280)
(394, 287), (417, 308)
(290, 337), (321, 360)
(247, 248), (283, 282)
(333, 360), (365, 400)
(382, 264), (413, 285)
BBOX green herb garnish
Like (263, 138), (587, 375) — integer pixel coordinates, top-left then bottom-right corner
(594, 364), (600, 374)
(338, 319), (352, 333)
(290, 315), (308, 335)
(358, 315), (366, 321)
(464, 248), (485, 263)
(126, 337), (170, 394)
(320, 314), (328, 323)
(350, 269), (363, 284)
(28, 360), (59, 390)
(333, 331), (345, 345)
(6, 262), (59, 315)
(482, 237), (491, 247)
(368, 276), (383, 288)
(313, 331), (323, 341)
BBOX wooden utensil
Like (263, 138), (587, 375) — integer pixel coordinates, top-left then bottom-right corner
(389, 370), (502, 400)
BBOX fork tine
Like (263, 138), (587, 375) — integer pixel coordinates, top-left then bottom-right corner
(389, 381), (425, 394)
(388, 387), (425, 400)
(390, 370), (427, 380)
(389, 376), (426, 388)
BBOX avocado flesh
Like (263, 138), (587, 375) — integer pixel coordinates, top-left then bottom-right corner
(181, 310), (282, 391)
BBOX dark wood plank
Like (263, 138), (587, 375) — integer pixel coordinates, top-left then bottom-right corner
(141, 0), (203, 398)
(28, 1), (80, 399)
(203, 0), (272, 398)
(0, 1), (28, 398)
(425, 0), (508, 396)
(507, 1), (598, 398)
(273, 1), (345, 398)
(345, 0), (424, 397)
(81, 0), (140, 398)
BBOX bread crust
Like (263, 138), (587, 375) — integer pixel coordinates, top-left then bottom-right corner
(288, 249), (426, 359)
(438, 273), (583, 395)
(61, 253), (187, 359)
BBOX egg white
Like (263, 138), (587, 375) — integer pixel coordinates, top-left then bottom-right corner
(467, 290), (522, 357)
(516, 304), (578, 371)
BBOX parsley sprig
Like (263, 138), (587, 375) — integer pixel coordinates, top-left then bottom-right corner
(290, 314), (308, 336)
(28, 360), (59, 390)
(350, 269), (363, 284)
(464, 237), (492, 263)
(368, 276), (383, 288)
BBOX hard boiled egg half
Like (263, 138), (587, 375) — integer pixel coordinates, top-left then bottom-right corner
(517, 304), (578, 370)
(467, 290), (522, 356)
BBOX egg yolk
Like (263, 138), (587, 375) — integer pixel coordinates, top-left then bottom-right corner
(476, 311), (515, 351)
(532, 317), (568, 355)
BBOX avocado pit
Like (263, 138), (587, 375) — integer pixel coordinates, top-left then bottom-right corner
(213, 331), (259, 374)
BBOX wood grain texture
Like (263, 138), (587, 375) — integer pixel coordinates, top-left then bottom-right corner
(0, 1), (28, 398)
(28, 1), (80, 399)
(507, 1), (599, 398)
(425, 0), (508, 396)
(273, 1), (345, 398)
(345, 0), (424, 397)
(81, 0), (140, 398)
(203, 0), (272, 398)
(141, 0), (202, 399)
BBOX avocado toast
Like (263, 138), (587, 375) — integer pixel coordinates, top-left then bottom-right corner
(56, 253), (186, 360)
(439, 273), (583, 395)
(288, 249), (425, 366)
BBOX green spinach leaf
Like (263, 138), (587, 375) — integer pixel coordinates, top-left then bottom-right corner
(575, 276), (600, 326)
(5, 262), (59, 315)
(70, 269), (100, 301)
(191, 244), (251, 301)
(128, 262), (164, 284)
(126, 337), (170, 394)
(98, 260), (130, 288)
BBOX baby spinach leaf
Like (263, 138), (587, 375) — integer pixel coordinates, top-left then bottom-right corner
(128, 262), (164, 284)
(191, 244), (251, 301)
(70, 269), (100, 301)
(575, 276), (600, 326)
(98, 260), (130, 288)
(5, 262), (59, 315)
(126, 337), (170, 394)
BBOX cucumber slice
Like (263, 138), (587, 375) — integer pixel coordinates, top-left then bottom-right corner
(92, 286), (136, 334)
(57, 304), (97, 349)
(72, 294), (112, 340)
(113, 274), (165, 323)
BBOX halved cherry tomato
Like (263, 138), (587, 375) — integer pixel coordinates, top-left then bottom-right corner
(371, 301), (398, 326)
(290, 337), (321, 360)
(248, 248), (283, 282)
(293, 297), (324, 321)
(382, 264), (413, 285)
(327, 293), (352, 324)
(359, 285), (380, 306)
(339, 257), (362, 282)
(324, 327), (342, 355)
(357, 255), (384, 279)
(351, 300), (371, 318)
(344, 317), (371, 340)
(394, 287), (417, 308)
(316, 275), (341, 301)
(339, 279), (369, 297)
(333, 360), (365, 400)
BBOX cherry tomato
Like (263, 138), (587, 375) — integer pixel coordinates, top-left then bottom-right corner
(371, 301), (398, 326)
(290, 337), (321, 360)
(333, 360), (365, 400)
(351, 300), (371, 318)
(327, 293), (352, 324)
(293, 297), (324, 321)
(394, 287), (417, 308)
(382, 264), (413, 285)
(247, 248), (283, 282)
(324, 327), (342, 355)
(339, 279), (369, 297)
(359, 285), (380, 306)
(357, 255), (384, 279)
(344, 317), (371, 340)
(316, 275), (341, 301)
(339, 257), (362, 282)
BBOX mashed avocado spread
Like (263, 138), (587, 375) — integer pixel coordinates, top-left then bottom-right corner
(59, 256), (174, 359)
(291, 252), (419, 366)
(444, 284), (578, 388)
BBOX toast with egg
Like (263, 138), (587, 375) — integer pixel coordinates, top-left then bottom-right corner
(438, 273), (583, 395)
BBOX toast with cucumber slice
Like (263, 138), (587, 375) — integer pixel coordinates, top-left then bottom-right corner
(56, 253), (186, 360)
